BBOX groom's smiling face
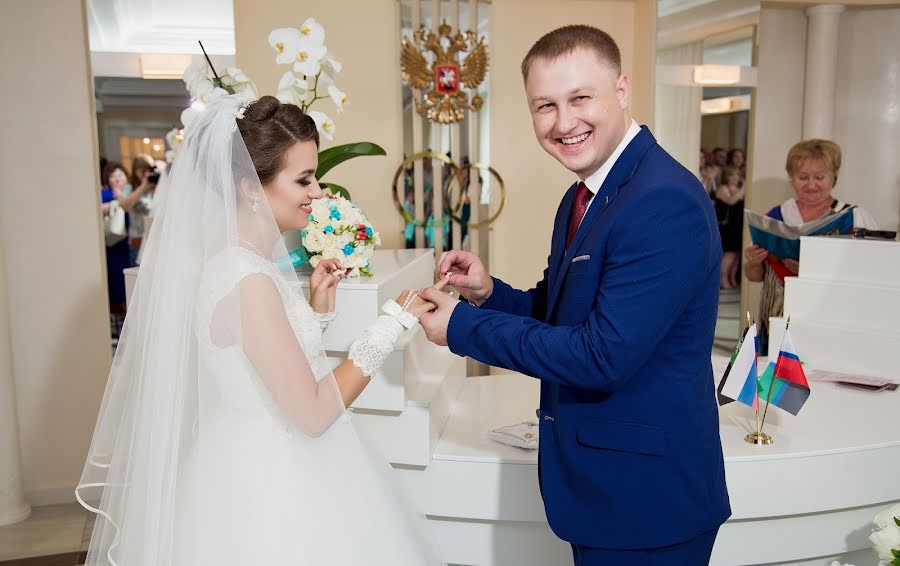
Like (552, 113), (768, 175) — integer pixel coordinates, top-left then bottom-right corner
(525, 48), (630, 180)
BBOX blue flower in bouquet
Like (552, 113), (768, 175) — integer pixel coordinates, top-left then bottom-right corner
(301, 193), (380, 277)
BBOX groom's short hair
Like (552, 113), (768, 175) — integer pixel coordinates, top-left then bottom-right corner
(521, 25), (621, 82)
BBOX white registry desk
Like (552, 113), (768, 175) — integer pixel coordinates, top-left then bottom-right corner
(398, 361), (900, 566)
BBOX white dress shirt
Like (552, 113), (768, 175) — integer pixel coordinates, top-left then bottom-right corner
(578, 120), (641, 222)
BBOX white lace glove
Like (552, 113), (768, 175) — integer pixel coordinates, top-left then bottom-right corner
(347, 301), (414, 377)
(315, 311), (336, 330)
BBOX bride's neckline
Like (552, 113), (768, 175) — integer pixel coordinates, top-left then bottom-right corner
(237, 238), (271, 259)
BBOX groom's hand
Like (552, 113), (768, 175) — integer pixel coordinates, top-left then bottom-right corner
(418, 284), (459, 347)
(436, 250), (493, 306)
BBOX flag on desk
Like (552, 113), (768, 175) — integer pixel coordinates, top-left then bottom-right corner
(717, 324), (759, 409)
(758, 329), (810, 415)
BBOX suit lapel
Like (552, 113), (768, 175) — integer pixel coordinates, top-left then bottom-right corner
(548, 182), (577, 287)
(546, 127), (657, 316)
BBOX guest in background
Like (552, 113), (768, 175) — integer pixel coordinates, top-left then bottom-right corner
(698, 150), (708, 183)
(712, 146), (727, 168)
(744, 139), (878, 353)
(727, 148), (746, 178)
(701, 160), (721, 197)
(714, 166), (745, 290)
(125, 154), (157, 265)
(99, 162), (132, 337)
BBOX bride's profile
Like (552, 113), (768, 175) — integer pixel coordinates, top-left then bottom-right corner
(76, 94), (444, 565)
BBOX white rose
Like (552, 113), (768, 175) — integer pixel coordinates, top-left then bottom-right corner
(322, 248), (342, 261)
(869, 522), (900, 560)
(347, 267), (360, 278)
(309, 255), (321, 268)
(303, 230), (325, 253)
(322, 234), (338, 251)
(875, 504), (900, 530)
(311, 198), (329, 219)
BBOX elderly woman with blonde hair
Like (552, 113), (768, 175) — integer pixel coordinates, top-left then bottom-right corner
(744, 139), (877, 353)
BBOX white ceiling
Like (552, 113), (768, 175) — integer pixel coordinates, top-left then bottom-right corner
(657, 0), (760, 49)
(86, 0), (759, 72)
(87, 0), (235, 54)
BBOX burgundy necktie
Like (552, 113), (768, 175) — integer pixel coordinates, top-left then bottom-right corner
(566, 182), (592, 248)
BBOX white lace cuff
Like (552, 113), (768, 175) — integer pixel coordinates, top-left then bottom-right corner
(315, 311), (336, 330)
(348, 314), (405, 377)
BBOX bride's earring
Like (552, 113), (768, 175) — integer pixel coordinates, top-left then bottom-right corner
(251, 198), (260, 214)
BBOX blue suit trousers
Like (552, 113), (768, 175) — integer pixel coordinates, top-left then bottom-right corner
(571, 528), (718, 566)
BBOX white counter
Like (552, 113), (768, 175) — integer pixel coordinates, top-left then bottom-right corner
(395, 360), (900, 566)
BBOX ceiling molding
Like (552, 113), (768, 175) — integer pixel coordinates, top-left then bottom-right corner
(88, 0), (235, 55)
(658, 0), (761, 49)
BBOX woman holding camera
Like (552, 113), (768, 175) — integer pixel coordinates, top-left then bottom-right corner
(124, 154), (158, 265)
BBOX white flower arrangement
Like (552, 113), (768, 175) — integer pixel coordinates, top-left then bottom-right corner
(269, 17), (345, 141)
(164, 127), (183, 164)
(824, 503), (900, 566)
(301, 193), (380, 277)
(180, 60), (258, 129)
(176, 21), (385, 276)
(870, 503), (900, 565)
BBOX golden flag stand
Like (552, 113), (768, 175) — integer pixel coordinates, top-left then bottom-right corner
(742, 313), (787, 446)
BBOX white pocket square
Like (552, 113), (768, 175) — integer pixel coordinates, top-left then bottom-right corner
(572, 255), (591, 263)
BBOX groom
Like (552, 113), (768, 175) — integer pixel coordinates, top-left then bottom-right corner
(419, 25), (730, 565)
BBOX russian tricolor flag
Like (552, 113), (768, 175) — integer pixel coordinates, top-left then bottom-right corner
(717, 324), (759, 409)
(759, 329), (811, 415)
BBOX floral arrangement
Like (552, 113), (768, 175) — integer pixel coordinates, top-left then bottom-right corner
(302, 193), (380, 277)
(826, 502), (900, 566)
(175, 18), (386, 276)
(164, 127), (183, 164)
(871, 503), (900, 565)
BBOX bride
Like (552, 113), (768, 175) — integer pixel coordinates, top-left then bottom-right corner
(76, 94), (445, 565)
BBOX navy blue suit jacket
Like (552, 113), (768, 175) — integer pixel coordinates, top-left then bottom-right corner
(447, 127), (731, 549)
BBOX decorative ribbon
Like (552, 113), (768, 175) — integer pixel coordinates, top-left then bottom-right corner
(380, 300), (417, 329)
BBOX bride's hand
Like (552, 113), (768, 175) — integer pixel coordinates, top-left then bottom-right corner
(394, 290), (437, 319)
(309, 259), (344, 314)
(395, 277), (450, 319)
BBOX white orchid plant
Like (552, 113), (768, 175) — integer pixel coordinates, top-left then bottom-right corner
(177, 21), (385, 273)
(826, 503), (900, 566)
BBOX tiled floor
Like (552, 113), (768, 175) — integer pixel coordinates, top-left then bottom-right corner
(0, 504), (91, 565)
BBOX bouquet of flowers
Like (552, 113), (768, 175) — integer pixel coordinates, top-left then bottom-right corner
(302, 193), (380, 277)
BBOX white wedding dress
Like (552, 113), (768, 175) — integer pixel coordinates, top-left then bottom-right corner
(76, 95), (442, 565)
(168, 246), (440, 565)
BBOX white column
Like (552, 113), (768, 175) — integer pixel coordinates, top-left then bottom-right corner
(0, 226), (30, 525)
(803, 4), (845, 139)
(654, 41), (704, 173)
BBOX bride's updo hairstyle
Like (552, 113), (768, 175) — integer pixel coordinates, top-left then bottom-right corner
(237, 95), (320, 185)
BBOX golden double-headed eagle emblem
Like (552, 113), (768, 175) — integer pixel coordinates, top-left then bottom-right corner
(400, 22), (489, 124)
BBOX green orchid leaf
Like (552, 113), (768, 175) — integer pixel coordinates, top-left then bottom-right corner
(320, 182), (351, 200)
(894, 516), (900, 528)
(316, 142), (386, 180)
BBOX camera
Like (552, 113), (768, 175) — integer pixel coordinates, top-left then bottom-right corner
(148, 168), (161, 184)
